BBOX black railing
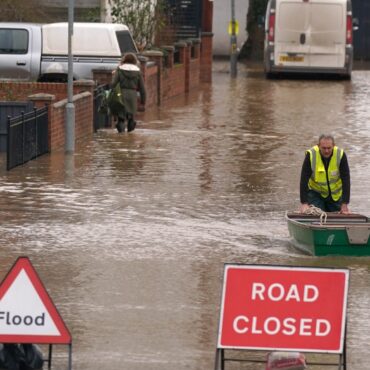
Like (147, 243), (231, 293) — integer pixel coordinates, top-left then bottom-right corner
(0, 101), (34, 153)
(7, 106), (49, 171)
(167, 0), (203, 40)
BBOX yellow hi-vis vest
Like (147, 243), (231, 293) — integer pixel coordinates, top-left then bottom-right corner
(307, 145), (343, 201)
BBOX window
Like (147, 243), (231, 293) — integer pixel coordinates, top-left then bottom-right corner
(0, 29), (28, 54)
(116, 31), (137, 54)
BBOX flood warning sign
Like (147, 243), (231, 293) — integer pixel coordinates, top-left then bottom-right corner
(0, 257), (71, 344)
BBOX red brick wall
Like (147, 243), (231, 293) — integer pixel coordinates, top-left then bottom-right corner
(0, 81), (94, 102)
(162, 65), (186, 100)
(49, 104), (65, 150)
(144, 64), (159, 108)
(200, 34), (213, 83)
(189, 58), (201, 90)
(49, 92), (93, 151)
(74, 93), (94, 142)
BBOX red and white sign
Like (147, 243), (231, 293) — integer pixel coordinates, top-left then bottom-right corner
(218, 265), (349, 353)
(0, 257), (71, 344)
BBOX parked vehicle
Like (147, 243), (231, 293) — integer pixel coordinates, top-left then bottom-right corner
(0, 22), (137, 82)
(264, 0), (355, 78)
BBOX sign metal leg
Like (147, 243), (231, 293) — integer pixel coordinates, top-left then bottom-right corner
(214, 349), (220, 370)
(48, 344), (52, 370)
(220, 349), (225, 370)
(68, 343), (73, 370)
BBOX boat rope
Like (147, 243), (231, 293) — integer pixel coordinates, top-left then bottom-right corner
(303, 205), (328, 224)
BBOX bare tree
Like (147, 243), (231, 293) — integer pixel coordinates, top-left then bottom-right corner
(242, 0), (268, 60)
(110, 0), (168, 50)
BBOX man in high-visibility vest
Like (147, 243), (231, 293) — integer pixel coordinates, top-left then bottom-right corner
(300, 134), (350, 214)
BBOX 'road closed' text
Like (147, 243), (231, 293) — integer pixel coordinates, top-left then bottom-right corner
(233, 316), (331, 336)
(232, 283), (330, 337)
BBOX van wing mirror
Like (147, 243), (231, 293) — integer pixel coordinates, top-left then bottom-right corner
(353, 17), (359, 31)
(257, 15), (265, 28)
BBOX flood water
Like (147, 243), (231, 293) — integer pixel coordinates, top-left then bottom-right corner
(1, 61), (370, 369)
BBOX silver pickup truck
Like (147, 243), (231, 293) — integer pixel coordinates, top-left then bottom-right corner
(0, 22), (137, 81)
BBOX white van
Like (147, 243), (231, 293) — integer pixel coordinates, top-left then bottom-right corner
(264, 0), (354, 78)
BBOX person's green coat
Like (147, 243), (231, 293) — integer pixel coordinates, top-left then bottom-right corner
(111, 64), (146, 119)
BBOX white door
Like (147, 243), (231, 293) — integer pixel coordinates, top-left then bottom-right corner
(309, 2), (346, 68)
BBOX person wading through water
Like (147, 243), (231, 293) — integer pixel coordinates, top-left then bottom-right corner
(111, 53), (146, 133)
(300, 134), (351, 214)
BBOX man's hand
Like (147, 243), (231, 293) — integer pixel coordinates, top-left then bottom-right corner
(300, 203), (310, 213)
(340, 203), (351, 214)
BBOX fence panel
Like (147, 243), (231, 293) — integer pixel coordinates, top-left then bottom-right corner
(7, 106), (49, 171)
(0, 101), (34, 152)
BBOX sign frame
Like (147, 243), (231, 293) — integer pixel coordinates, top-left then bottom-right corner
(215, 263), (349, 370)
(0, 257), (72, 370)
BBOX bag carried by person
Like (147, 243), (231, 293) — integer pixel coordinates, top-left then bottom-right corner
(107, 83), (124, 116)
(97, 89), (110, 115)
(19, 344), (44, 370)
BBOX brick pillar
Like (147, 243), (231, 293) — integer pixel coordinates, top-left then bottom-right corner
(190, 38), (201, 59)
(92, 68), (115, 86)
(175, 41), (187, 65)
(28, 93), (56, 151)
(161, 46), (175, 69)
(200, 32), (213, 83)
(184, 40), (193, 93)
(138, 55), (148, 82)
(202, 0), (213, 33)
(141, 50), (164, 105)
(74, 80), (96, 96)
(201, 0), (213, 83)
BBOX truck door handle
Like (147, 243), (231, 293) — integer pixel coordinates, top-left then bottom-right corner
(16, 61), (26, 66)
(300, 33), (306, 45)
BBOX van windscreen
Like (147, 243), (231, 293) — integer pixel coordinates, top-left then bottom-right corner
(116, 31), (137, 54)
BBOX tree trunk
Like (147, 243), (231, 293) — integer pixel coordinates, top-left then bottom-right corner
(240, 0), (268, 60)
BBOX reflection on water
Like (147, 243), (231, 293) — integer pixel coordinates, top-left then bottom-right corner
(0, 61), (370, 369)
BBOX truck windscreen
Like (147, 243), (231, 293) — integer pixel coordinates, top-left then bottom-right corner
(116, 31), (137, 54)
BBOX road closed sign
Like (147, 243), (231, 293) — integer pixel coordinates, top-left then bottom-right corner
(0, 257), (71, 344)
(217, 265), (349, 353)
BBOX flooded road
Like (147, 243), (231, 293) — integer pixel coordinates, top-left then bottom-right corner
(1, 61), (370, 369)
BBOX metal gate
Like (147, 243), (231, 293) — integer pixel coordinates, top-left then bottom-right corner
(167, 0), (203, 40)
(0, 101), (34, 152)
(7, 106), (49, 171)
(352, 0), (370, 60)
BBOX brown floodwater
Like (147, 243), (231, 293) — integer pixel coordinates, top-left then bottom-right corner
(0, 61), (370, 369)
